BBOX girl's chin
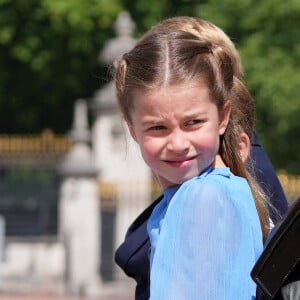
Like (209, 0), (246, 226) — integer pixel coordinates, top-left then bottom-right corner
(159, 173), (201, 188)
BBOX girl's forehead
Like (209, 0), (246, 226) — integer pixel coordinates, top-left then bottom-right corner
(132, 79), (209, 98)
(131, 81), (215, 114)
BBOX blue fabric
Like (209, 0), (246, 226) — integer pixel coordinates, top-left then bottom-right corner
(147, 167), (263, 300)
(114, 134), (288, 300)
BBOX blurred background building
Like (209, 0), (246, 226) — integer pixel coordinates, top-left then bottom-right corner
(0, 11), (159, 297)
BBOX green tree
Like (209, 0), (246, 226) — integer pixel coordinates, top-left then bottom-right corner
(0, 0), (121, 133)
(121, 0), (201, 35)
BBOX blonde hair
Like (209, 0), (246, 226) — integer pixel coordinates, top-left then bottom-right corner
(114, 16), (270, 240)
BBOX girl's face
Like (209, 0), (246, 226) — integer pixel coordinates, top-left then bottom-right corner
(128, 80), (230, 189)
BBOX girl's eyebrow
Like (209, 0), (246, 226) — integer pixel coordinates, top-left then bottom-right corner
(141, 109), (206, 125)
(141, 119), (163, 127)
(183, 109), (207, 118)
(184, 111), (203, 118)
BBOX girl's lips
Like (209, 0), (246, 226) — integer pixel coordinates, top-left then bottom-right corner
(164, 156), (197, 168)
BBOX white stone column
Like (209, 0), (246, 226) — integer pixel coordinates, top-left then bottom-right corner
(0, 215), (5, 263)
(59, 100), (101, 296)
(59, 176), (100, 296)
(91, 11), (152, 281)
(92, 115), (151, 251)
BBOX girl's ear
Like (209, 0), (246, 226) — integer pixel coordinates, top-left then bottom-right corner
(239, 132), (251, 162)
(126, 120), (137, 142)
(219, 100), (231, 135)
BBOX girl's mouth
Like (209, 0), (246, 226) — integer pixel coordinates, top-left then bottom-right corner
(164, 156), (197, 168)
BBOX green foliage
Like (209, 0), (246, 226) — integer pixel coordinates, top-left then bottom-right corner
(121, 0), (202, 35)
(0, 0), (121, 133)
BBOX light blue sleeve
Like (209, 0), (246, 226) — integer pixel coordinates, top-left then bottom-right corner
(149, 177), (260, 300)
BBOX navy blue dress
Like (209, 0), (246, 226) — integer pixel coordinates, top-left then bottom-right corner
(250, 133), (288, 223)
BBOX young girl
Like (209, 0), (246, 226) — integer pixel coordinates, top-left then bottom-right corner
(114, 17), (270, 299)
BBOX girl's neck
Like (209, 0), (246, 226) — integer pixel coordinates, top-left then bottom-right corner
(212, 154), (227, 168)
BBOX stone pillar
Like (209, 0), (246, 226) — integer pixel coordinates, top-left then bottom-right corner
(0, 215), (5, 262)
(59, 99), (100, 296)
(91, 11), (152, 280)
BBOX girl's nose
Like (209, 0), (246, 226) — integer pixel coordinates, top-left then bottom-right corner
(167, 130), (189, 153)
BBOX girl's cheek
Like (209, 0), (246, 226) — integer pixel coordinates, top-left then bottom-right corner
(143, 140), (161, 156)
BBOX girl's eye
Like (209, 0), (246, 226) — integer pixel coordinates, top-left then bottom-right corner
(149, 125), (166, 131)
(186, 119), (202, 126)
